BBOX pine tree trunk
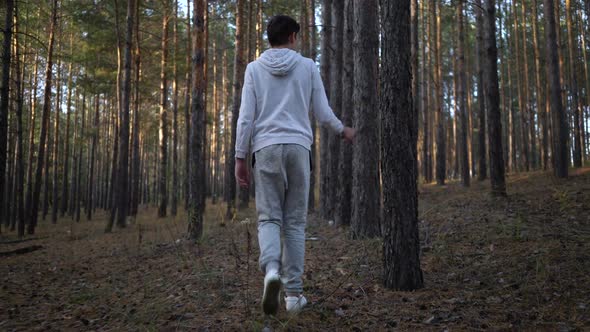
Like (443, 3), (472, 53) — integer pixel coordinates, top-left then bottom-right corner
(335, 0), (353, 227)
(238, 0), (250, 209)
(130, 0), (141, 217)
(188, 0), (206, 240)
(13, 3), (26, 236)
(25, 0), (58, 234)
(51, 48), (62, 224)
(350, 0), (380, 237)
(328, 0), (343, 221)
(411, 0), (419, 174)
(476, 0), (487, 181)
(580, 7), (590, 163)
(520, 0), (533, 170)
(0, 0), (14, 229)
(457, 1), (470, 186)
(566, 0), (582, 167)
(423, 0), (432, 183)
(116, 0), (135, 227)
(433, 0), (446, 185)
(60, 38), (73, 216)
(380, 0), (424, 291)
(483, 0), (506, 196)
(184, 1), (191, 210)
(74, 95), (85, 223)
(544, 0), (569, 178)
(86, 96), (99, 221)
(319, 0), (332, 219)
(532, 0), (548, 170)
(158, 3), (169, 218)
(226, 0), (246, 220)
(171, 0), (179, 216)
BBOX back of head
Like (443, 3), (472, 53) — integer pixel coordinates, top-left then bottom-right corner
(267, 15), (300, 47)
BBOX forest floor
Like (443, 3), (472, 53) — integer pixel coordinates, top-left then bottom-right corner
(1, 168), (590, 331)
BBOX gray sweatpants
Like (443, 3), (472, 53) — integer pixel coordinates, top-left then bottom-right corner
(254, 144), (310, 294)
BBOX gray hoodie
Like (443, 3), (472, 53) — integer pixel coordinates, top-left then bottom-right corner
(235, 48), (343, 159)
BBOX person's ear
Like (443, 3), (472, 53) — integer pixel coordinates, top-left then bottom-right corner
(289, 32), (297, 45)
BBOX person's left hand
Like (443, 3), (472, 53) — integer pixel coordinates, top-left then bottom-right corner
(235, 158), (250, 188)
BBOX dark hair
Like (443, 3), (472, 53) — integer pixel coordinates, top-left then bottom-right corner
(267, 15), (300, 46)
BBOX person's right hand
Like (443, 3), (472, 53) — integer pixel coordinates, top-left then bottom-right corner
(341, 127), (356, 144)
(235, 158), (250, 188)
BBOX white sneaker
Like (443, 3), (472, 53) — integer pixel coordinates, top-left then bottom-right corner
(262, 270), (281, 315)
(285, 295), (308, 313)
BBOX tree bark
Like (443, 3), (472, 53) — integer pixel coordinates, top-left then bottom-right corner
(171, 0), (179, 216)
(457, 1), (470, 186)
(60, 36), (73, 216)
(51, 48), (62, 224)
(158, 3), (169, 218)
(565, 0), (582, 167)
(380, 0), (424, 291)
(351, 0), (380, 238)
(86, 96), (99, 221)
(335, 0), (353, 227)
(433, 0), (446, 185)
(328, 0), (343, 220)
(130, 0), (141, 217)
(0, 0), (14, 230)
(25, 0), (58, 234)
(544, 0), (569, 178)
(475, 0), (487, 181)
(226, 0), (246, 220)
(188, 0), (206, 240)
(13, 2), (25, 236)
(184, 0), (191, 210)
(483, 0), (506, 196)
(308, 0), (317, 211)
(319, 0), (332, 219)
(532, 0), (548, 170)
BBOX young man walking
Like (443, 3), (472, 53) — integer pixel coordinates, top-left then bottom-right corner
(235, 15), (354, 315)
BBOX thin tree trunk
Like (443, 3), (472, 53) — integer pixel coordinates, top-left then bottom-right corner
(86, 96), (99, 221)
(184, 0), (191, 210)
(351, 0), (380, 237)
(476, 0), (487, 181)
(335, 0), (352, 227)
(75, 94), (86, 223)
(226, 0), (246, 220)
(457, 1), (470, 186)
(483, 0), (506, 196)
(130, 0), (141, 217)
(380, 0), (424, 291)
(579, 7), (590, 162)
(51, 44), (62, 224)
(566, 0), (582, 167)
(25, 0), (58, 234)
(433, 0), (445, 185)
(319, 0), (332, 219)
(308, 0), (317, 211)
(158, 3), (169, 218)
(423, 0), (432, 183)
(13, 2), (26, 236)
(328, 0), (344, 220)
(188, 0), (206, 240)
(60, 36), (73, 216)
(521, 0), (534, 170)
(171, 0), (179, 216)
(544, 0), (569, 178)
(532, 0), (548, 170)
(0, 0), (14, 230)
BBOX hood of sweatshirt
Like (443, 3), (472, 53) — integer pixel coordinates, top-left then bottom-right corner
(257, 48), (301, 76)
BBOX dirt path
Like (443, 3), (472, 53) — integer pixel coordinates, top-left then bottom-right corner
(1, 169), (589, 331)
